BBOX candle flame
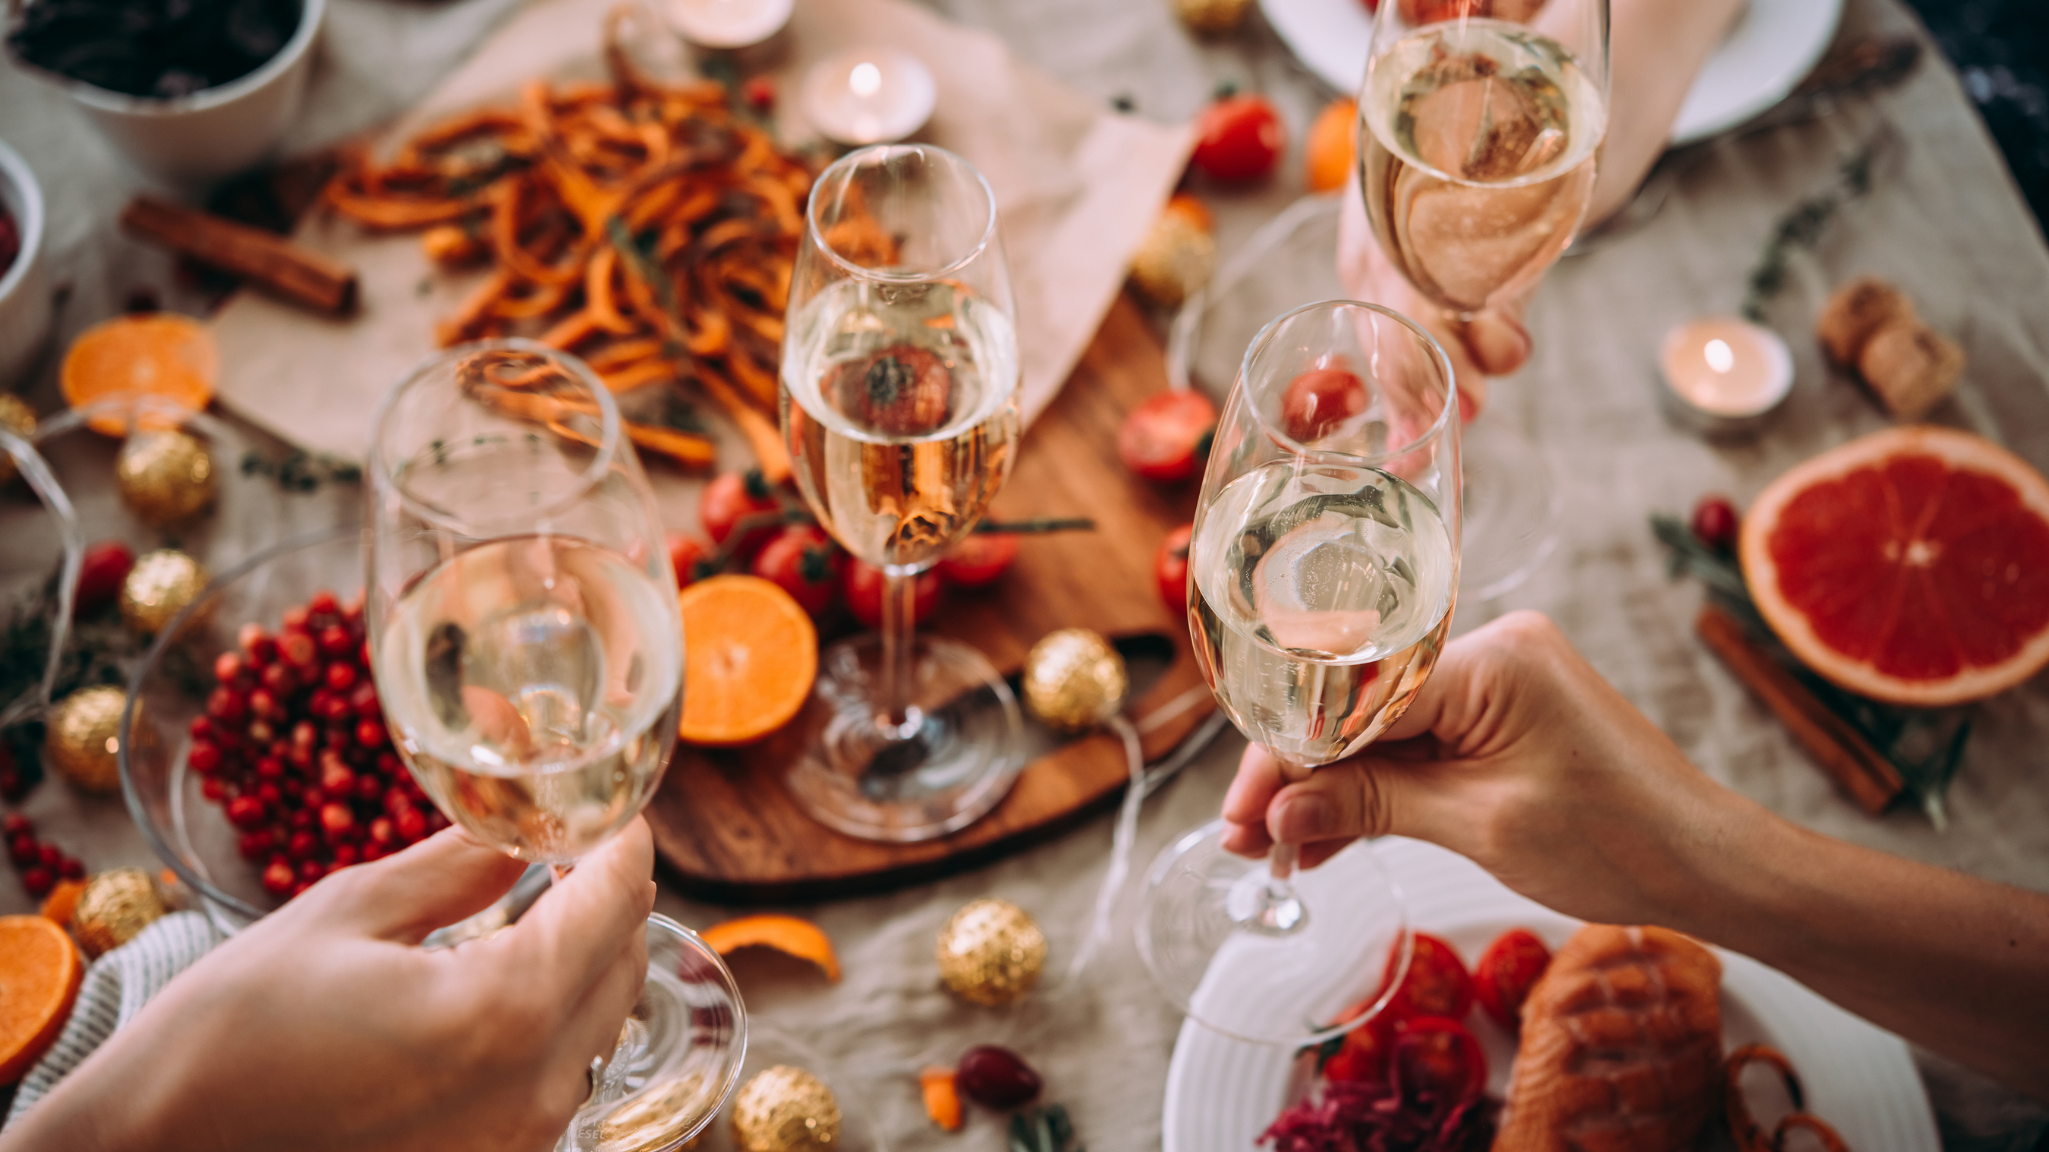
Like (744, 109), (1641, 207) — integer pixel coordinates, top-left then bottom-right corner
(1704, 338), (1735, 374)
(850, 62), (882, 97)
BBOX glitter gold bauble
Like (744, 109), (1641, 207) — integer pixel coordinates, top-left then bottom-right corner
(0, 393), (35, 486)
(72, 868), (169, 959)
(1128, 195), (1217, 308)
(598, 1072), (711, 1152)
(120, 549), (207, 636)
(45, 685), (127, 794)
(936, 897), (1046, 1006)
(730, 1065), (840, 1152)
(115, 429), (217, 525)
(1174, 0), (1253, 35)
(1022, 628), (1129, 733)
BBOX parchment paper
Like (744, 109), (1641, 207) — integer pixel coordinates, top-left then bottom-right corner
(208, 0), (1194, 460)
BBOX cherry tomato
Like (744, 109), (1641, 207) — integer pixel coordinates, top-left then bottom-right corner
(699, 469), (781, 555)
(75, 540), (136, 615)
(842, 560), (942, 629)
(1473, 927), (1552, 1030)
(937, 532), (1020, 588)
(1191, 93), (1286, 184)
(1281, 367), (1369, 442)
(1690, 494), (1740, 554)
(1119, 390), (1217, 483)
(1322, 1017), (1395, 1084)
(667, 532), (712, 587)
(1390, 1016), (1486, 1100)
(1383, 932), (1473, 1022)
(751, 525), (843, 617)
(1155, 524), (1192, 613)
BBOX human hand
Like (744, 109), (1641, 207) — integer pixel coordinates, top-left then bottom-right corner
(4, 821), (657, 1152)
(1220, 611), (1750, 930)
(1336, 170), (1533, 421)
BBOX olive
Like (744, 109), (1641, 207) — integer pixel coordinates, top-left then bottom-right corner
(955, 1045), (1042, 1109)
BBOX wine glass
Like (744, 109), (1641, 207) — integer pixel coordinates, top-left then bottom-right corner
(365, 342), (744, 1152)
(1137, 300), (1462, 1047)
(1356, 0), (1609, 599)
(777, 143), (1025, 842)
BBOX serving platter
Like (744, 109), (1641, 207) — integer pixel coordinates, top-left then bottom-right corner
(1162, 836), (1939, 1152)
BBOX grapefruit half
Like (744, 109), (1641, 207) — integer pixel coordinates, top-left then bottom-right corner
(1741, 426), (2049, 707)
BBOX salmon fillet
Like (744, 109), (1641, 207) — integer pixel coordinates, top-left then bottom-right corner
(1491, 925), (1723, 1152)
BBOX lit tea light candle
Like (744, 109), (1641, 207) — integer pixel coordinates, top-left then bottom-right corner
(664, 0), (791, 49)
(1660, 316), (1793, 431)
(799, 47), (937, 145)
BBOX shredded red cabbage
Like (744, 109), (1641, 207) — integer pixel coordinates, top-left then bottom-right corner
(1259, 1078), (1499, 1152)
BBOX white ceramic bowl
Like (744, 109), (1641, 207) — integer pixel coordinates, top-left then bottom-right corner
(10, 0), (325, 187)
(0, 138), (51, 389)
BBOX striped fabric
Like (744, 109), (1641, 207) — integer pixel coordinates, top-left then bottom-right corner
(3, 911), (222, 1129)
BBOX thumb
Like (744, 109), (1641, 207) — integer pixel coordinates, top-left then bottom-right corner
(324, 825), (531, 943)
(1458, 309), (1531, 379)
(1267, 753), (1454, 848)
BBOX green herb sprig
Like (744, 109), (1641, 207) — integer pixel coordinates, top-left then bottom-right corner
(1740, 128), (1889, 321)
(1009, 1104), (1084, 1152)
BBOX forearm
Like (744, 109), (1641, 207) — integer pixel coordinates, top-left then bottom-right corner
(1591, 0), (1745, 223)
(1679, 795), (2049, 1100)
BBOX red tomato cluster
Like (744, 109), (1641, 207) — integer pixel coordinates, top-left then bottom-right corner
(1191, 93), (1286, 184)
(1322, 928), (1554, 1100)
(4, 814), (83, 898)
(192, 590), (447, 902)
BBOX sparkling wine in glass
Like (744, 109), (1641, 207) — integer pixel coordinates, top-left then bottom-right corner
(1138, 300), (1462, 1047)
(778, 143), (1025, 842)
(367, 342), (745, 1152)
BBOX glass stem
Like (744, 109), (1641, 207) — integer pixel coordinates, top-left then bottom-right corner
(878, 565), (917, 730)
(1268, 840), (1300, 885)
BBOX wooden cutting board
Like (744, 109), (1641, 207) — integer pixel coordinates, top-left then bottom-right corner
(645, 297), (1218, 902)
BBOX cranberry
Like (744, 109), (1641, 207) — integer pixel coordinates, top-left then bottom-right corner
(208, 687), (248, 723)
(4, 813), (34, 838)
(282, 605), (309, 631)
(227, 795), (267, 829)
(214, 652), (244, 682)
(742, 75), (775, 111)
(238, 830), (271, 858)
(332, 844), (360, 867)
(1690, 495), (1741, 554)
(955, 1046), (1042, 1109)
(256, 782), (282, 806)
(75, 541), (137, 615)
(303, 787), (328, 808)
(359, 639), (373, 667)
(308, 590), (340, 617)
(251, 688), (281, 720)
(37, 843), (61, 869)
(189, 716), (215, 741)
(322, 762), (355, 795)
(188, 741), (222, 775)
(246, 720), (275, 746)
(299, 859), (324, 883)
(261, 663), (295, 695)
(202, 777), (228, 801)
(368, 816), (395, 846)
(354, 775), (382, 802)
(325, 662), (358, 692)
(248, 635), (280, 666)
(60, 857), (84, 880)
(22, 866), (54, 897)
(262, 859), (296, 894)
(362, 843), (388, 863)
(8, 834), (37, 868)
(290, 809), (315, 831)
(256, 756), (284, 780)
(287, 830), (318, 860)
(280, 630), (317, 668)
(318, 625), (353, 657)
(394, 806), (427, 842)
(356, 720), (386, 749)
(320, 802), (355, 837)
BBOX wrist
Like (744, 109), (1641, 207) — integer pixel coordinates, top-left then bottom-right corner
(1647, 780), (1802, 953)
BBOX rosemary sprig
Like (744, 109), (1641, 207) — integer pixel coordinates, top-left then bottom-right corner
(240, 448), (362, 492)
(1741, 129), (1887, 321)
(1651, 513), (1970, 825)
(1009, 1104), (1084, 1152)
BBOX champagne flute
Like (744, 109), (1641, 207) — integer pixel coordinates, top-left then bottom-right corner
(1356, 0), (1608, 599)
(366, 342), (744, 1152)
(778, 143), (1025, 842)
(1137, 300), (1461, 1047)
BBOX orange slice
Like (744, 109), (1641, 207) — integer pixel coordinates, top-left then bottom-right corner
(61, 314), (218, 436)
(698, 914), (840, 981)
(919, 1066), (963, 1131)
(676, 575), (816, 746)
(1741, 426), (2049, 706)
(1304, 97), (1357, 193)
(38, 879), (86, 929)
(0, 916), (84, 1083)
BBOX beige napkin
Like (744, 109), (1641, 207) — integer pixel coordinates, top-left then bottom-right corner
(209, 0), (1194, 460)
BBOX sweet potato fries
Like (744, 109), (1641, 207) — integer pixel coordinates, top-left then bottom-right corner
(326, 9), (811, 477)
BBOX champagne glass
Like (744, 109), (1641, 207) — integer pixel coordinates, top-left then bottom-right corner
(1357, 0), (1608, 598)
(366, 342), (744, 1152)
(1137, 300), (1461, 1046)
(777, 143), (1025, 842)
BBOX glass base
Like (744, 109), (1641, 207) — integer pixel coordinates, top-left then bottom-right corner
(560, 914), (747, 1152)
(1136, 820), (1410, 1047)
(784, 633), (1024, 842)
(1459, 417), (1562, 602)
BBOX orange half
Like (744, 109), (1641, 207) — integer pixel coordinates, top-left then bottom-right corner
(61, 314), (218, 436)
(0, 915), (84, 1083)
(676, 575), (816, 746)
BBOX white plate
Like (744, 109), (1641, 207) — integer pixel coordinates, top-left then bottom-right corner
(1259, 0), (1842, 145)
(1161, 837), (1938, 1152)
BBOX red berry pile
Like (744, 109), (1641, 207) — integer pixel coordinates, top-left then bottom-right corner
(4, 814), (84, 898)
(190, 589), (445, 901)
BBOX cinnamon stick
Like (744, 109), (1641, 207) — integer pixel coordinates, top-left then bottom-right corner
(1694, 605), (1905, 814)
(121, 195), (358, 315)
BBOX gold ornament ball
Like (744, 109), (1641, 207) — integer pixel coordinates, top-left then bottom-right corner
(73, 867), (170, 959)
(46, 685), (128, 794)
(120, 549), (208, 636)
(730, 1065), (840, 1152)
(1022, 628), (1129, 733)
(936, 897), (1047, 1006)
(1175, 0), (1253, 36)
(116, 429), (217, 525)
(1128, 204), (1217, 309)
(0, 393), (35, 487)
